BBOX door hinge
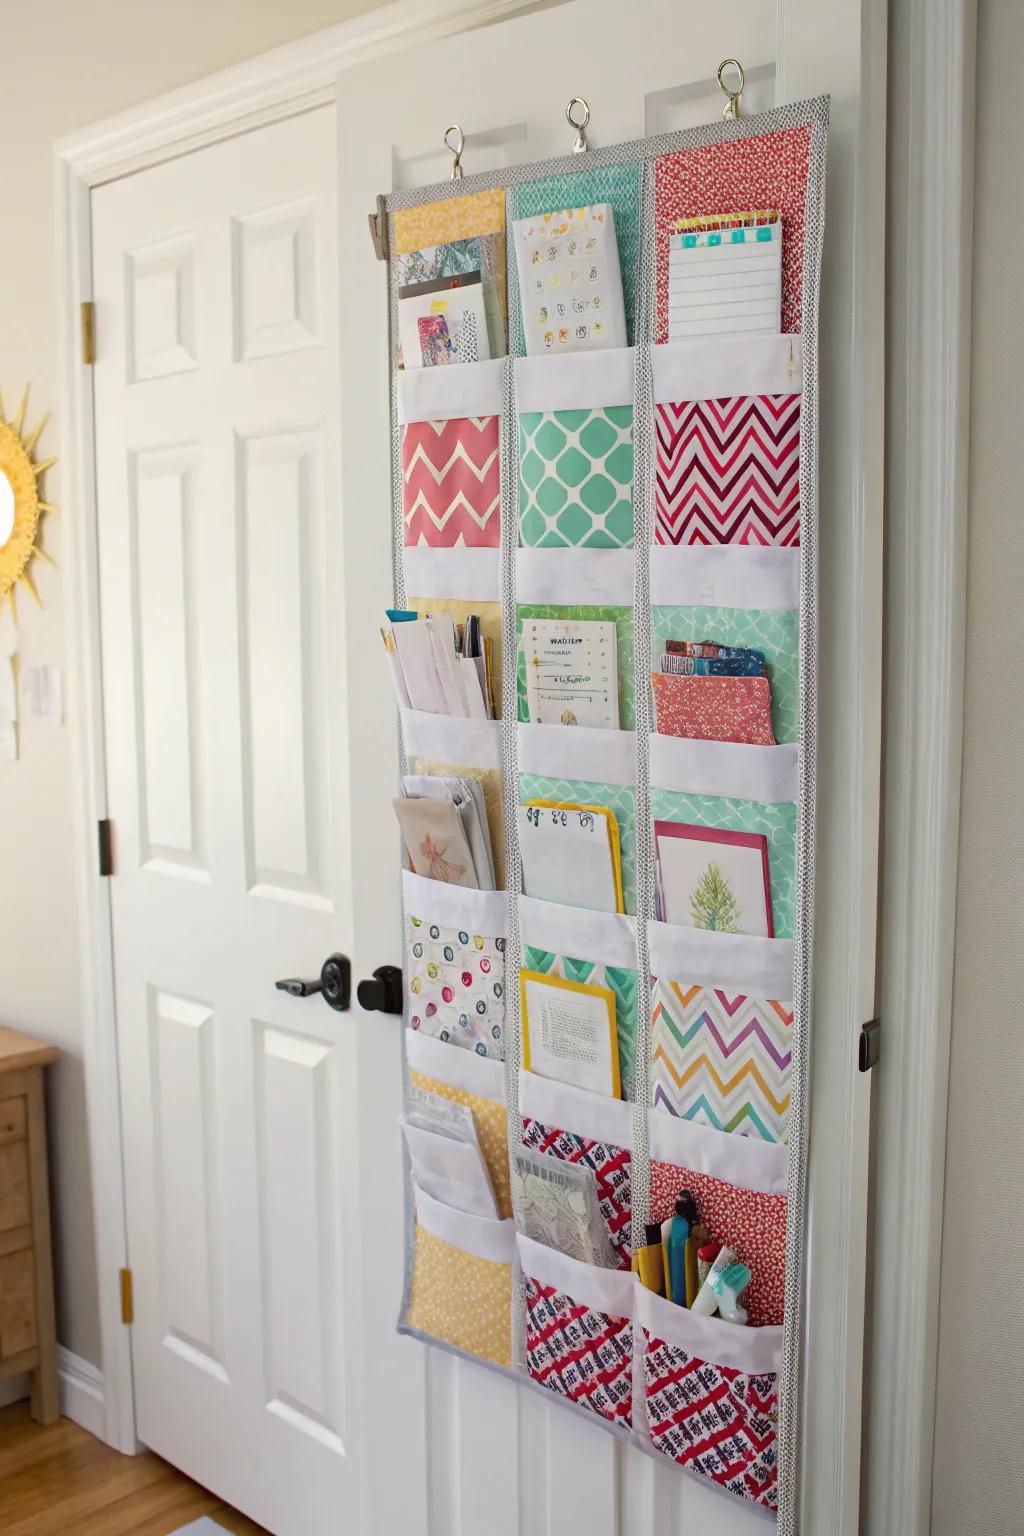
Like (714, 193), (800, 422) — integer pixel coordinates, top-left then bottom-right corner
(858, 1017), (881, 1073)
(368, 194), (389, 262)
(81, 301), (96, 365)
(98, 818), (113, 877)
(119, 1267), (134, 1326)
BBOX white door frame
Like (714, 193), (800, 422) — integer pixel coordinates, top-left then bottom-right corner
(52, 4), (967, 1532)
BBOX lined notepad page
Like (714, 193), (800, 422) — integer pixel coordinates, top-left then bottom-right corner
(667, 220), (782, 339)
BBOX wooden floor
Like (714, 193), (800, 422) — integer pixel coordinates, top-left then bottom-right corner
(0, 1402), (269, 1535)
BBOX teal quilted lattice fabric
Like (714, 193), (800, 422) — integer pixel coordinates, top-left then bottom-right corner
(512, 162), (642, 352)
(651, 606), (800, 744)
(519, 407), (634, 548)
(517, 605), (635, 728)
(521, 945), (638, 1100)
(519, 772), (637, 916)
(651, 786), (798, 939)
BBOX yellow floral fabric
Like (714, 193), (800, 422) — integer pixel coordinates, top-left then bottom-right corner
(409, 1068), (511, 1218)
(406, 1225), (512, 1367)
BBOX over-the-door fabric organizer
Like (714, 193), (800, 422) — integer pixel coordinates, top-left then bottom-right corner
(386, 93), (827, 1528)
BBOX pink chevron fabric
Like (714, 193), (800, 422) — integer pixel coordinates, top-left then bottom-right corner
(402, 415), (501, 547)
(642, 1330), (779, 1508)
(525, 1277), (632, 1426)
(654, 394), (800, 547)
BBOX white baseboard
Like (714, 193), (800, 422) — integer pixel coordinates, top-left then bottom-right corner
(58, 1346), (105, 1438)
(0, 1347), (105, 1439)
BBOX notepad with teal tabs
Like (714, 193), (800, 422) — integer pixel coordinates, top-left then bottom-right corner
(518, 799), (624, 913)
(667, 212), (782, 339)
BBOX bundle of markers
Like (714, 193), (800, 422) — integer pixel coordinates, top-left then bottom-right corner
(633, 1189), (751, 1325)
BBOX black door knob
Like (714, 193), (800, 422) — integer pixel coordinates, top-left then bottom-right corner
(276, 953), (351, 1012)
(357, 965), (403, 1015)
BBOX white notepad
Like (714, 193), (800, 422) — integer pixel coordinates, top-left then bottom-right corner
(518, 801), (623, 913)
(522, 617), (618, 728)
(667, 217), (782, 340)
(513, 204), (627, 355)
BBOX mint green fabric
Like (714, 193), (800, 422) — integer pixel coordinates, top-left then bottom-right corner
(651, 786), (797, 939)
(651, 606), (800, 743)
(512, 162), (642, 352)
(517, 605), (635, 728)
(519, 772), (637, 916)
(521, 945), (638, 1100)
(519, 407), (634, 548)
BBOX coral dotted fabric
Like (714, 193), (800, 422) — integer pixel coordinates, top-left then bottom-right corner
(651, 673), (776, 745)
(654, 127), (812, 340)
(649, 1158), (787, 1326)
(406, 1226), (512, 1367)
(643, 1331), (779, 1508)
(525, 1277), (632, 1425)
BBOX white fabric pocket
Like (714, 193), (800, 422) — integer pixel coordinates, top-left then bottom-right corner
(403, 546), (501, 601)
(407, 1027), (505, 1105)
(402, 1120), (498, 1218)
(515, 347), (634, 413)
(517, 548), (635, 606)
(649, 736), (798, 804)
(398, 357), (505, 424)
(518, 722), (635, 787)
(651, 335), (803, 406)
(648, 918), (794, 998)
(649, 545), (798, 610)
(648, 1104), (788, 1195)
(519, 897), (637, 970)
(402, 870), (508, 939)
(401, 709), (502, 773)
(413, 1183), (515, 1262)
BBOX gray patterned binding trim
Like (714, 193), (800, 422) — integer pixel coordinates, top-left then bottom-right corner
(387, 95), (829, 1535)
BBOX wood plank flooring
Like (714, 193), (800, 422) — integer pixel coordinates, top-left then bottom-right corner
(0, 1402), (269, 1535)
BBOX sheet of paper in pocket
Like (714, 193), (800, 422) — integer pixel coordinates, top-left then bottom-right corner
(401, 1117), (499, 1218)
(518, 800), (624, 914)
(655, 820), (774, 937)
(513, 203), (627, 355)
(394, 795), (479, 889)
(651, 673), (776, 745)
(522, 617), (619, 728)
(520, 969), (620, 1097)
(398, 271), (491, 369)
(667, 215), (782, 340)
(403, 775), (495, 891)
(510, 1142), (618, 1267)
(396, 235), (504, 356)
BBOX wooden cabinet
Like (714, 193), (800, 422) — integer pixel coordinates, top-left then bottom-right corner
(0, 1027), (60, 1424)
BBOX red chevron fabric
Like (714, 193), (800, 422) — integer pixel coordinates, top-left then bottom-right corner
(402, 415), (500, 547)
(654, 126), (811, 340)
(643, 1331), (778, 1509)
(525, 1277), (632, 1426)
(522, 1115), (633, 1267)
(655, 394), (801, 547)
(649, 1159), (786, 1326)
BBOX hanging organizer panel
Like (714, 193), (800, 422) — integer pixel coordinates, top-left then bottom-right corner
(387, 92), (827, 1529)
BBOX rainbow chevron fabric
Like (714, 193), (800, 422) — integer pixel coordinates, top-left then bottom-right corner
(402, 416), (500, 546)
(642, 1331), (779, 1509)
(655, 394), (800, 547)
(650, 982), (792, 1142)
(525, 1277), (633, 1425)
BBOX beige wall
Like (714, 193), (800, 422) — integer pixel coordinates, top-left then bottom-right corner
(0, 0), (386, 1370)
(931, 0), (1024, 1528)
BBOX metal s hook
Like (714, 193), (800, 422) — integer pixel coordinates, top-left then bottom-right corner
(444, 124), (465, 182)
(566, 97), (591, 153)
(717, 58), (745, 119)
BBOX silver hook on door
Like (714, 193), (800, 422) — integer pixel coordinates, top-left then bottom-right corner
(444, 124), (465, 181)
(566, 97), (591, 153)
(717, 58), (745, 119)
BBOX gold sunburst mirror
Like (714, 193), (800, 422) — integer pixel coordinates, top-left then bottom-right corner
(0, 386), (56, 616)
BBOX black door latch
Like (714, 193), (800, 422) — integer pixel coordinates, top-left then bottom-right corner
(276, 953), (351, 1012)
(357, 965), (403, 1015)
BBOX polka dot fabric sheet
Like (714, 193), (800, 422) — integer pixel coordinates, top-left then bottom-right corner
(388, 96), (828, 1528)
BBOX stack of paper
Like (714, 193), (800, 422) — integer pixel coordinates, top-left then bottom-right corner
(518, 799), (624, 913)
(510, 1143), (618, 1267)
(397, 235), (504, 368)
(513, 204), (627, 356)
(395, 774), (497, 890)
(402, 1087), (498, 1218)
(382, 609), (494, 718)
(522, 617), (618, 728)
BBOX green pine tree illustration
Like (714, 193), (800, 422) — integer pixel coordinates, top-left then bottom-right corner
(689, 860), (742, 933)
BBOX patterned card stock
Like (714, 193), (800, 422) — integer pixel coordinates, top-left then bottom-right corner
(403, 416), (501, 547)
(526, 1278), (632, 1425)
(522, 1115), (632, 1267)
(643, 1333), (778, 1508)
(407, 916), (505, 1059)
(519, 408), (634, 548)
(522, 946), (637, 1100)
(651, 673), (776, 745)
(655, 394), (800, 546)
(651, 982), (793, 1142)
